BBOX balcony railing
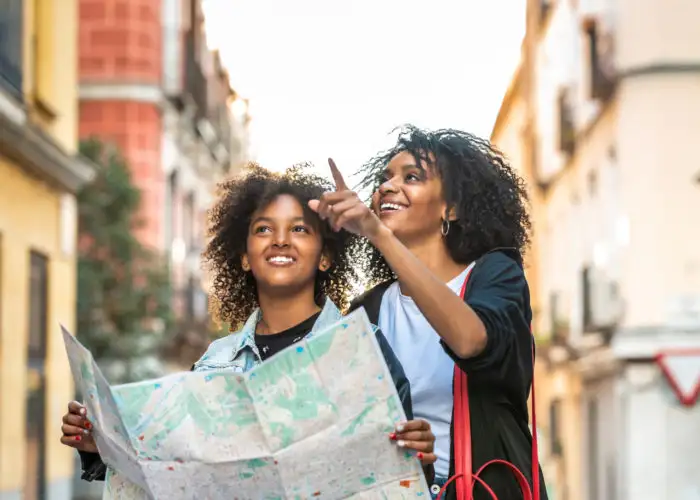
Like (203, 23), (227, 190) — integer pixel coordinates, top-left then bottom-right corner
(0, 0), (24, 99)
(184, 29), (208, 124)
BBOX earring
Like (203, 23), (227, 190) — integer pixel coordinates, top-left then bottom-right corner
(441, 219), (450, 237)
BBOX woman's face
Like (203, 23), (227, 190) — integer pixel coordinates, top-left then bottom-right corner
(371, 151), (447, 246)
(242, 194), (330, 297)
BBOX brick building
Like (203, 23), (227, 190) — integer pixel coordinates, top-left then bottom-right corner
(76, 0), (250, 368)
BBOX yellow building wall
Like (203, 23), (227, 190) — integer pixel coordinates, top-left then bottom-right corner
(0, 159), (77, 491)
(23, 0), (78, 152)
(0, 0), (80, 493)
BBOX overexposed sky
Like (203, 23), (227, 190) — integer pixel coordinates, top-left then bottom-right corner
(204, 0), (525, 181)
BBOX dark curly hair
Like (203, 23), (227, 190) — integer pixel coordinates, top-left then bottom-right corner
(356, 125), (531, 286)
(203, 163), (361, 328)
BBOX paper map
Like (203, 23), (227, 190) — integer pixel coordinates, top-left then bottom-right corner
(61, 308), (429, 499)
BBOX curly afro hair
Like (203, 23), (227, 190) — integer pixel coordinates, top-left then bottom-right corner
(203, 163), (361, 328)
(356, 125), (531, 286)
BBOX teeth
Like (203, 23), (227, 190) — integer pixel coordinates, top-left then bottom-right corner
(268, 256), (294, 264)
(380, 203), (405, 211)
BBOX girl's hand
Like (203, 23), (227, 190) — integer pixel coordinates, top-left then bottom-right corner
(308, 158), (385, 241)
(390, 419), (436, 466)
(60, 401), (98, 454)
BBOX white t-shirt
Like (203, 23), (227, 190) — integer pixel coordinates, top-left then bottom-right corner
(378, 263), (474, 478)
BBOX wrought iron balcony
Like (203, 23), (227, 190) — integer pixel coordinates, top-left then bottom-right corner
(0, 0), (24, 99)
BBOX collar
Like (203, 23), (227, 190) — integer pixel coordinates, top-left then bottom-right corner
(229, 298), (342, 361)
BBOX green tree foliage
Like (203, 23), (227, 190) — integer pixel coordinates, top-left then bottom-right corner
(76, 138), (173, 383)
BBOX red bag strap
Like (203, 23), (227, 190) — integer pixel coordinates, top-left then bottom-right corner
(438, 265), (540, 500)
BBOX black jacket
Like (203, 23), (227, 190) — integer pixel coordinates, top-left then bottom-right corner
(349, 249), (547, 500)
(79, 327), (414, 483)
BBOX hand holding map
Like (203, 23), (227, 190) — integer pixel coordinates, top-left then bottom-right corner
(62, 308), (429, 499)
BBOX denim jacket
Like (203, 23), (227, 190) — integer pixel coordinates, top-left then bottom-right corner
(192, 298), (413, 417)
(80, 299), (413, 482)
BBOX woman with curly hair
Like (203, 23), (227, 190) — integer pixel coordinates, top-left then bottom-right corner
(310, 126), (547, 500)
(61, 163), (436, 487)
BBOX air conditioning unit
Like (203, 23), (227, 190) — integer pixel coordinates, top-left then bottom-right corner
(589, 268), (623, 329)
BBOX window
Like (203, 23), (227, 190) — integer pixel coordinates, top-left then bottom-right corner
(25, 251), (48, 500)
(539, 0), (552, 25)
(0, 0), (24, 98)
(183, 192), (195, 251)
(557, 89), (576, 156)
(27, 252), (48, 358)
(166, 170), (178, 248)
(581, 265), (593, 331)
(549, 399), (563, 456)
(587, 398), (599, 500)
(585, 20), (615, 101)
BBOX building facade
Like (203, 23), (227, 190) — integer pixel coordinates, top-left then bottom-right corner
(492, 0), (700, 499)
(77, 0), (250, 371)
(0, 1), (97, 499)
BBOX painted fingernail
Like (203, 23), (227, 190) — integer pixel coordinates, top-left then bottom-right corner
(417, 452), (424, 460)
(75, 435), (82, 442)
(80, 408), (86, 416)
(83, 429), (90, 435)
(388, 432), (397, 441)
(396, 423), (405, 432)
(397, 440), (406, 448)
(85, 421), (92, 430)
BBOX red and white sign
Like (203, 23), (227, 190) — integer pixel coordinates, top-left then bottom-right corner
(655, 349), (700, 407)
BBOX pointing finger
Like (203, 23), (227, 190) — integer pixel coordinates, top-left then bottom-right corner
(328, 158), (348, 191)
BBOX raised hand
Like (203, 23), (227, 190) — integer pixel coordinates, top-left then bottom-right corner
(308, 158), (384, 240)
(60, 401), (98, 454)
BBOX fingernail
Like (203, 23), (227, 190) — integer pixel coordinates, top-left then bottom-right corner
(417, 452), (424, 460)
(75, 435), (82, 442)
(80, 408), (86, 416)
(396, 423), (405, 432)
(83, 429), (90, 435)
(388, 432), (397, 441)
(85, 421), (92, 430)
(397, 440), (405, 448)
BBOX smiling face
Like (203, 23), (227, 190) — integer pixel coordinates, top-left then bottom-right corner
(242, 194), (330, 298)
(371, 150), (448, 246)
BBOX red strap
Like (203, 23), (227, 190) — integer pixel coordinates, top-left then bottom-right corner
(438, 265), (540, 500)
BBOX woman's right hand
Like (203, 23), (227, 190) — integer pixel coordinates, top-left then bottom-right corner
(60, 401), (98, 453)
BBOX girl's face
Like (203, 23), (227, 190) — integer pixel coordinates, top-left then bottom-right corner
(371, 151), (448, 246)
(242, 194), (330, 297)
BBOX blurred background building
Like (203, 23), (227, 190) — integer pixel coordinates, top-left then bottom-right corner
(0, 0), (250, 499)
(2, 0), (699, 498)
(491, 0), (700, 499)
(77, 0), (250, 374)
(0, 0), (97, 498)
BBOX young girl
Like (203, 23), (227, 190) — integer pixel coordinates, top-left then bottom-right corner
(310, 126), (547, 500)
(60, 164), (436, 486)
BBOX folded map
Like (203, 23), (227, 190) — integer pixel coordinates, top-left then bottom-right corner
(61, 308), (429, 499)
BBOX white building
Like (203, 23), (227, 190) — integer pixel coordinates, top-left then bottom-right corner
(492, 0), (700, 498)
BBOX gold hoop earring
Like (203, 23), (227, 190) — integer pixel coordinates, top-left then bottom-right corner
(441, 219), (450, 237)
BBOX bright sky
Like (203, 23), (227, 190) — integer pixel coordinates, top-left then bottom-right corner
(204, 0), (525, 182)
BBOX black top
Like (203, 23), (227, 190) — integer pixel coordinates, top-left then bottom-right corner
(255, 311), (321, 360)
(349, 249), (547, 500)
